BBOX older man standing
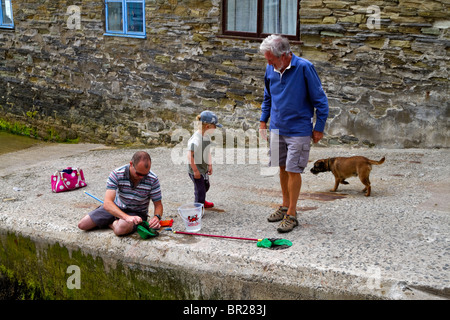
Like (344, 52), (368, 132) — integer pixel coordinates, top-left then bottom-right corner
(259, 35), (329, 233)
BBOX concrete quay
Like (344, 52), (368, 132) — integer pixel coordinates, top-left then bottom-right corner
(0, 143), (448, 299)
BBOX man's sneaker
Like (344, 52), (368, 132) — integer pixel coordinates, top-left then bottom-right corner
(267, 206), (288, 222)
(204, 201), (214, 208)
(277, 215), (299, 233)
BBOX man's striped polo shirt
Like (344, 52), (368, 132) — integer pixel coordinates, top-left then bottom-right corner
(106, 164), (162, 215)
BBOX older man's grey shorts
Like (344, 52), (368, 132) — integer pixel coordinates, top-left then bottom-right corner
(269, 132), (311, 173)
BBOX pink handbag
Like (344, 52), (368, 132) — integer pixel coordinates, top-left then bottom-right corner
(51, 167), (87, 193)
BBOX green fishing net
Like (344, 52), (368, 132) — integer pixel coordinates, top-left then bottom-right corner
(137, 221), (159, 239)
(257, 238), (292, 250)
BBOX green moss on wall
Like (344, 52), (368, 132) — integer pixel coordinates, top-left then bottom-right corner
(0, 117), (38, 138)
(0, 116), (79, 144)
(0, 232), (190, 300)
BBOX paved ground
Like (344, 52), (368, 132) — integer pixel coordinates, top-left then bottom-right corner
(0, 142), (448, 299)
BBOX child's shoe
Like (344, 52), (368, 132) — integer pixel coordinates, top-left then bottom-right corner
(204, 201), (214, 208)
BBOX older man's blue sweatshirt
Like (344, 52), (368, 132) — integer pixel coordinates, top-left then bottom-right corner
(260, 54), (329, 136)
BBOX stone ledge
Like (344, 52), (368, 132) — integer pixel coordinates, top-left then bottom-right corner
(0, 145), (449, 300)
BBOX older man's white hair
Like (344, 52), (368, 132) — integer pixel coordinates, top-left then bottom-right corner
(259, 34), (291, 57)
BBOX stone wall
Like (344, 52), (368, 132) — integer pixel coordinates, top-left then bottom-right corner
(300, 0), (449, 148)
(0, 0), (448, 148)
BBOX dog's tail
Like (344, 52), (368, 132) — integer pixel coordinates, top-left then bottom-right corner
(369, 156), (385, 165)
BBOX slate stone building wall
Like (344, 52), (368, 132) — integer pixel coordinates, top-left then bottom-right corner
(0, 0), (448, 148)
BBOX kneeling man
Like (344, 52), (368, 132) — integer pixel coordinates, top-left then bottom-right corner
(78, 151), (163, 236)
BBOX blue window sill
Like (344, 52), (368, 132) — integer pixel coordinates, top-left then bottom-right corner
(0, 25), (14, 29)
(103, 32), (146, 39)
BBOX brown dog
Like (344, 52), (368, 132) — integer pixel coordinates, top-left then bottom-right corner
(310, 156), (385, 196)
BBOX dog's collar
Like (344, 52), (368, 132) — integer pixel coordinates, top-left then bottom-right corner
(327, 158), (333, 171)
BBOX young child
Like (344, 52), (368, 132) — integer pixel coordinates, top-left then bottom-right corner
(187, 110), (222, 208)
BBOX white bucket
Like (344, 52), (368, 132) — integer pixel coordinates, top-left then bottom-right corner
(177, 203), (204, 232)
(178, 202), (205, 232)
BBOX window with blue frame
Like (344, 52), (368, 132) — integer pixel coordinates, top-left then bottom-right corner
(105, 0), (145, 38)
(0, 0), (14, 29)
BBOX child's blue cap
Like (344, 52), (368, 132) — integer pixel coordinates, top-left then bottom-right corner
(200, 111), (222, 128)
